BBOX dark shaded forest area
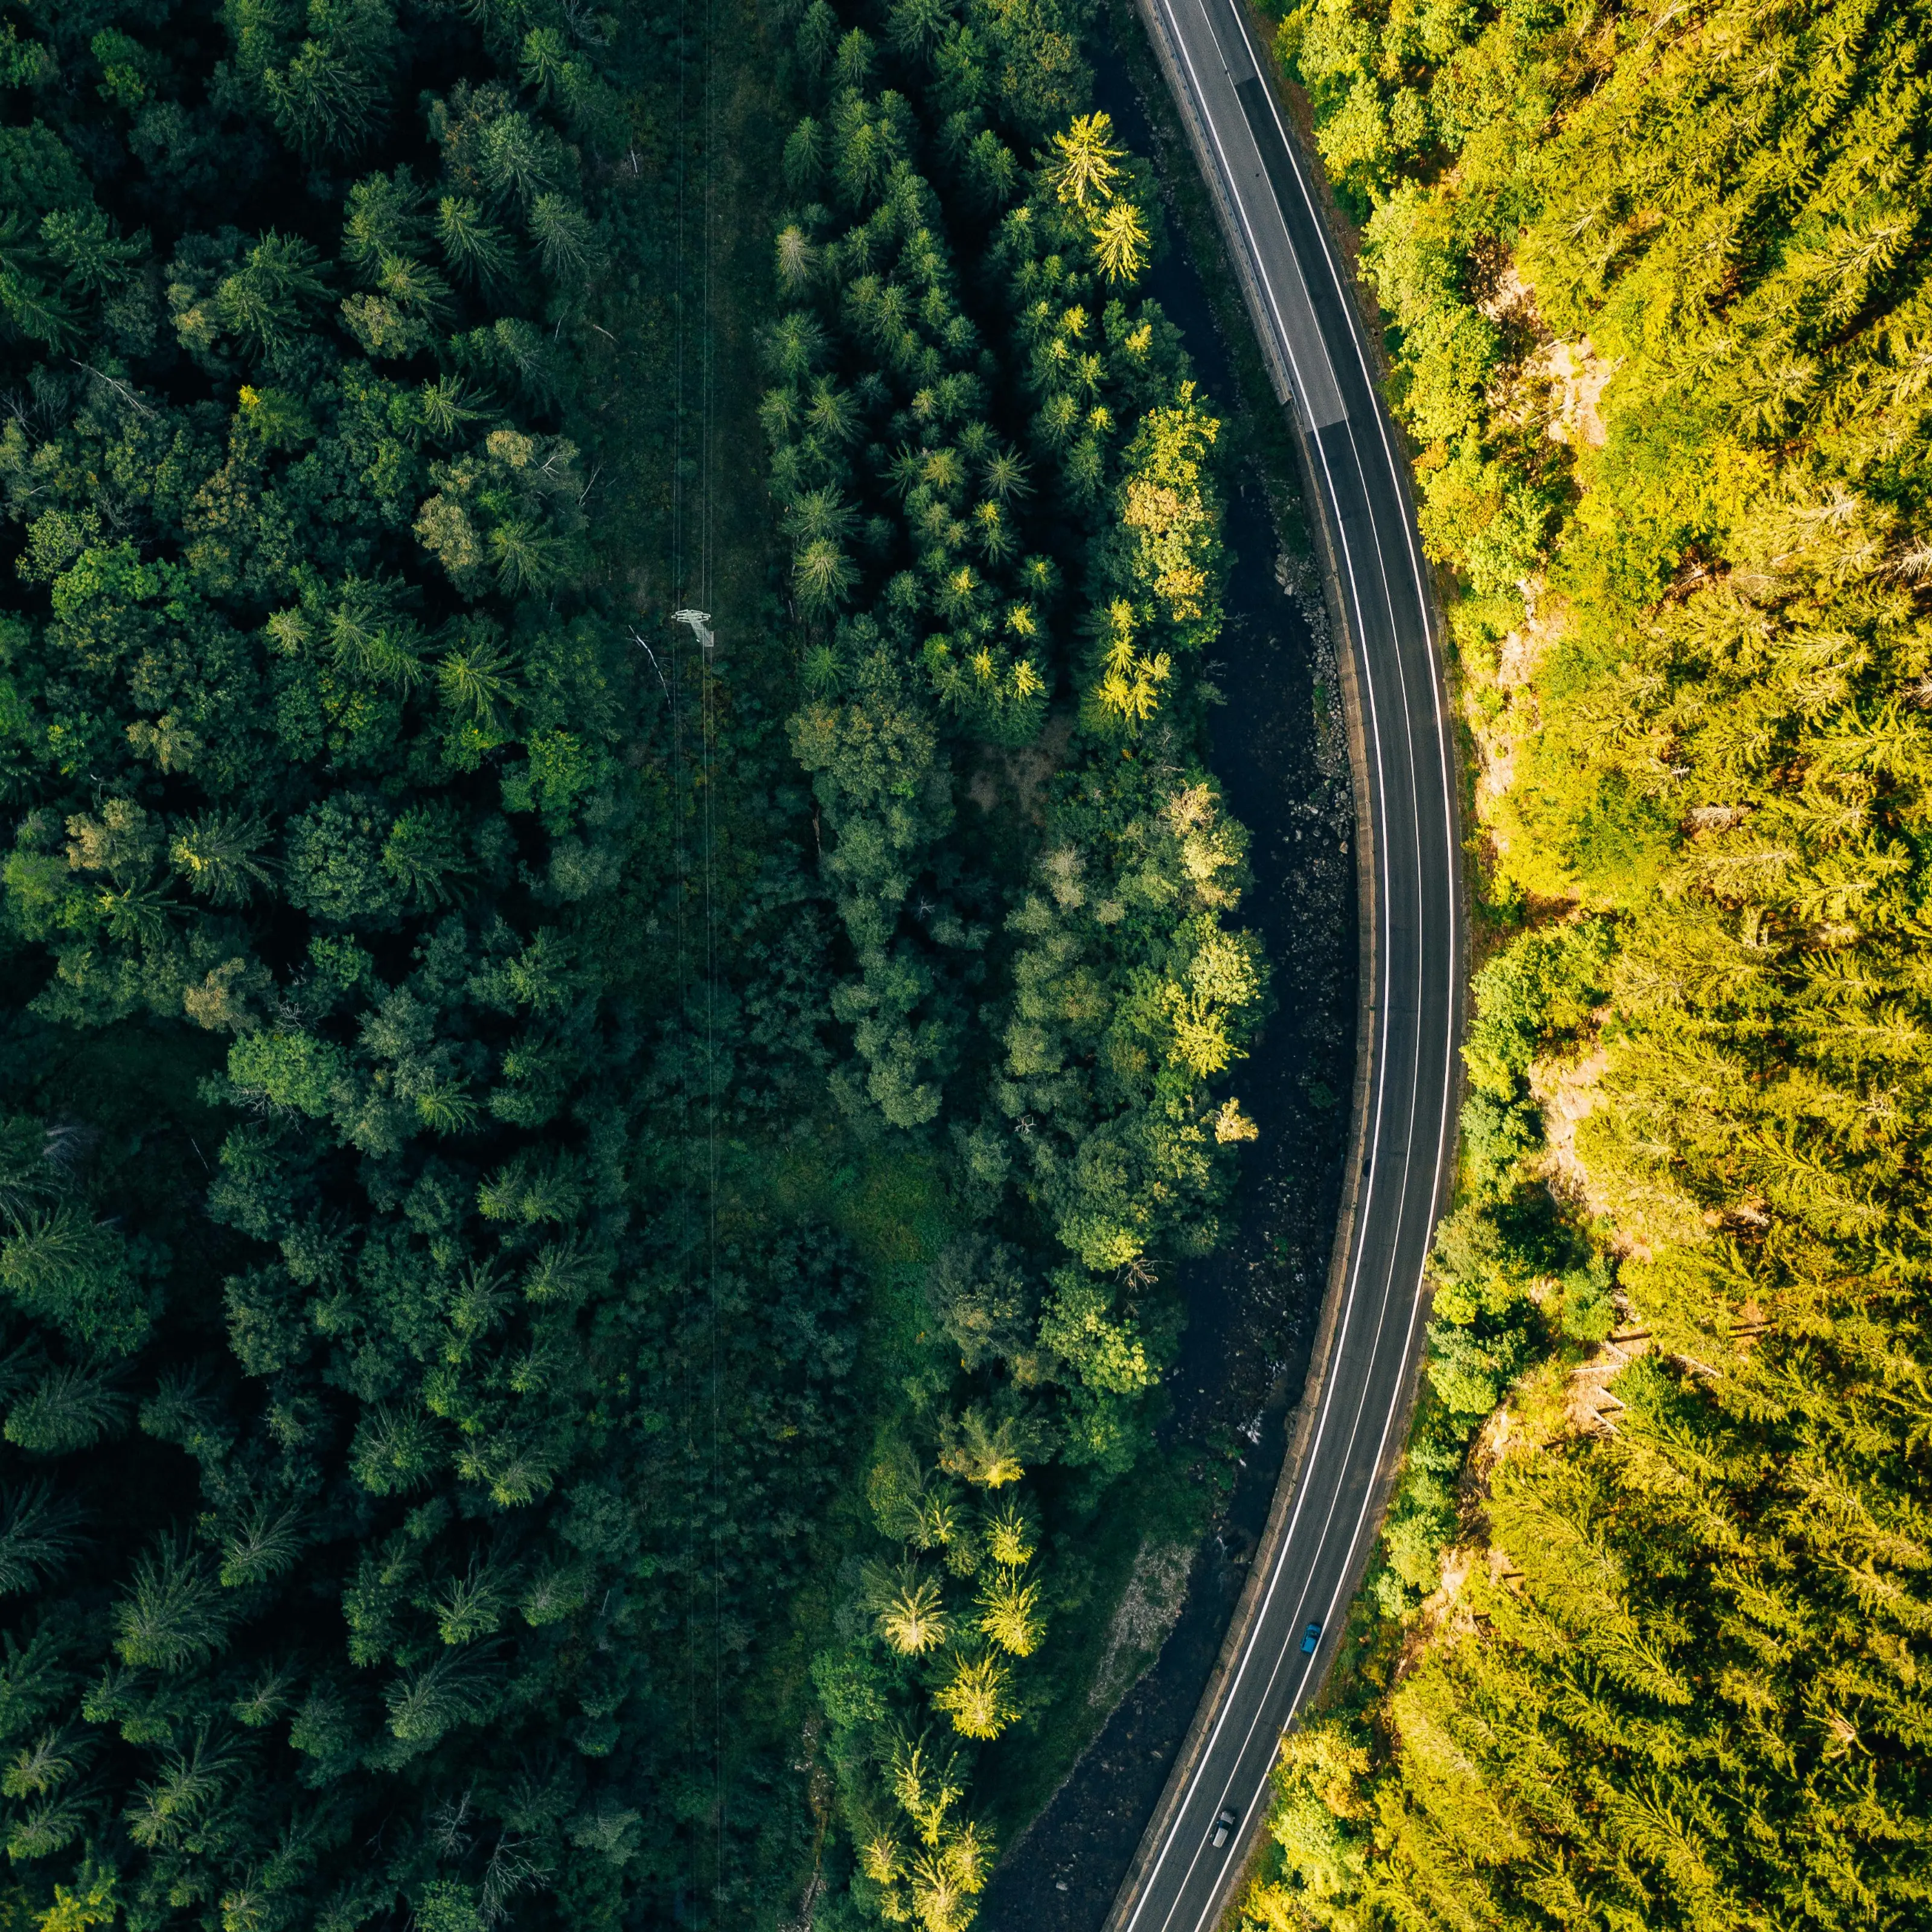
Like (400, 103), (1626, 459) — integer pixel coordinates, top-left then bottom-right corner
(0, 0), (1287, 1926)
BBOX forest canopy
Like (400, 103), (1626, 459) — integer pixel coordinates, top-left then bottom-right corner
(0, 0), (792, 1923)
(0, 0), (1271, 1926)
(1245, 1), (1932, 1929)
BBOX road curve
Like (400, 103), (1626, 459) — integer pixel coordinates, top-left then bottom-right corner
(1102, 5), (1462, 1931)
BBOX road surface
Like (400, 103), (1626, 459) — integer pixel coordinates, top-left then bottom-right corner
(1104, 4), (1462, 1930)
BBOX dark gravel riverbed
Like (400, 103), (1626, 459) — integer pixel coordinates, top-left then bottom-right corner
(978, 27), (1360, 1932)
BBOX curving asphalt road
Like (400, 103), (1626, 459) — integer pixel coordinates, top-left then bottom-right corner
(1101, 5), (1462, 1931)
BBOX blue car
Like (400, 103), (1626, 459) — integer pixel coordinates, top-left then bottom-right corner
(1300, 1621), (1322, 1654)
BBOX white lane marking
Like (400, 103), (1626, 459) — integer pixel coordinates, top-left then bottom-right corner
(1176, 0), (1344, 427)
(1121, 10), (1399, 1932)
(1120, 0), (1465, 1927)
(1217, 0), (1465, 1652)
(1223, 0), (1462, 1029)
(1200, 0), (1257, 82)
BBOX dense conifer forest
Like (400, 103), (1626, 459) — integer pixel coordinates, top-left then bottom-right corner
(8, 0), (1922, 1922)
(0, 0), (1278, 1925)
(1243, 0), (1932, 1927)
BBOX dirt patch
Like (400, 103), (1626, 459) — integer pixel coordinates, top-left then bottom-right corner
(1529, 1043), (1608, 1207)
(1542, 337), (1618, 449)
(1467, 581), (1570, 868)
(1390, 1540), (1483, 1684)
(1564, 1328), (1654, 1437)
(965, 709), (1077, 825)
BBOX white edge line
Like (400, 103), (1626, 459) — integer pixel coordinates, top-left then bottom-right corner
(1120, 4), (1399, 1928)
(1119, 1), (1466, 1927)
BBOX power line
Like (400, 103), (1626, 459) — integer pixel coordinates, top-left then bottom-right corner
(668, 0), (725, 1903)
(666, 0), (703, 1915)
(698, 0), (725, 1893)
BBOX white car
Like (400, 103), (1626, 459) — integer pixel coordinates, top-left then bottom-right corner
(1211, 1807), (1237, 1849)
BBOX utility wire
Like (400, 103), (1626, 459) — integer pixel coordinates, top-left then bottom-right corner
(666, 0), (703, 1916)
(698, 0), (725, 1891)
